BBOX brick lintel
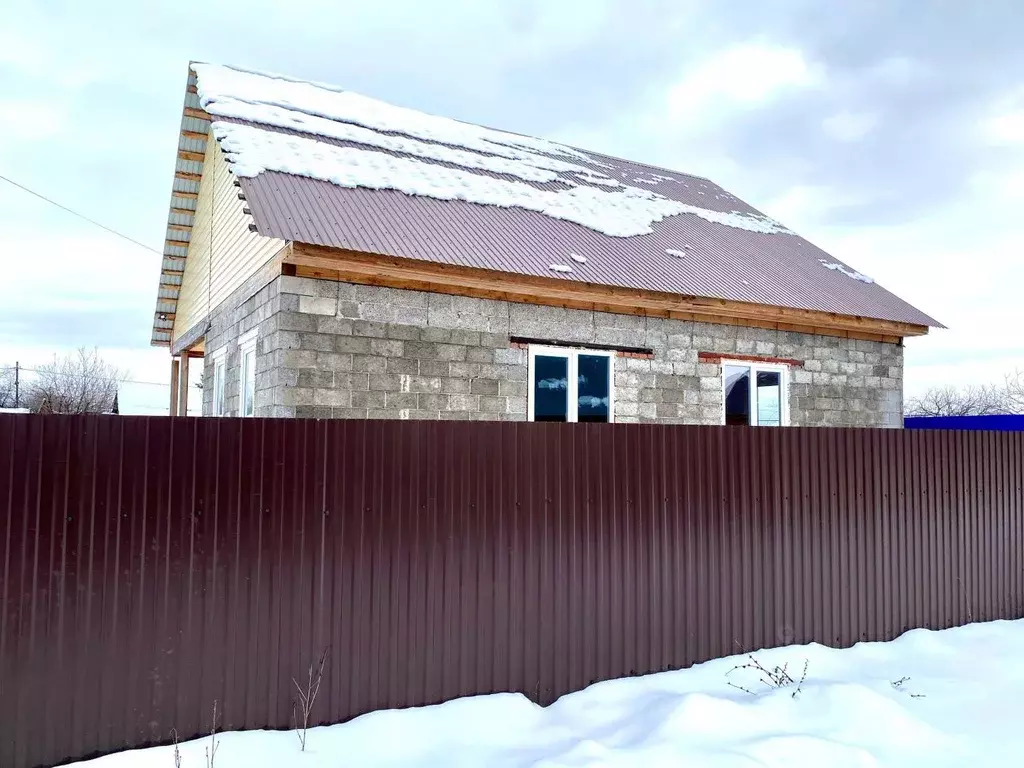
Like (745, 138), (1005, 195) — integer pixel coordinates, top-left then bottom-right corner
(509, 336), (655, 359)
(698, 351), (803, 367)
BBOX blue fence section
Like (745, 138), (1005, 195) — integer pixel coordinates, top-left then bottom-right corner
(905, 414), (1024, 432)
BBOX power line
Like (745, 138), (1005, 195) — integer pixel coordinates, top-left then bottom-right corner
(0, 171), (163, 256)
(16, 366), (174, 388)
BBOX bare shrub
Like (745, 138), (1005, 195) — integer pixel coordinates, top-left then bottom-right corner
(727, 654), (809, 698)
(891, 676), (925, 698)
(170, 728), (182, 768)
(206, 701), (220, 768)
(293, 647), (329, 751)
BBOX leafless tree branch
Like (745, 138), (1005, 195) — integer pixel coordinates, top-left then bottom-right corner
(0, 366), (16, 409)
(905, 383), (1007, 417)
(24, 347), (126, 414)
(1004, 370), (1024, 414)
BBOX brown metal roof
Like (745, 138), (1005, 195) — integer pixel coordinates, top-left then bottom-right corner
(207, 78), (941, 328)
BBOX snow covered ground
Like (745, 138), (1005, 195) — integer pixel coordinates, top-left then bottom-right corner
(72, 618), (1024, 767)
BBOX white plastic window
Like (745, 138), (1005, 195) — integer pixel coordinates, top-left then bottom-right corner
(211, 347), (227, 416)
(527, 345), (614, 423)
(722, 361), (789, 426)
(238, 329), (258, 418)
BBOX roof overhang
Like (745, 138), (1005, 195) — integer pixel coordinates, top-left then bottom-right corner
(150, 64), (211, 347)
(286, 242), (930, 343)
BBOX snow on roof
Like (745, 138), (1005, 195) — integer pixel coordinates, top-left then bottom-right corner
(820, 260), (875, 284)
(193, 63), (790, 239)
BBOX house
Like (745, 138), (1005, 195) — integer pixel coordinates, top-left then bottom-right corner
(152, 63), (941, 427)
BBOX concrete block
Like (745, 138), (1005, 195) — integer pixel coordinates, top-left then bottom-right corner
(352, 320), (387, 338)
(418, 393), (450, 410)
(436, 344), (468, 362)
(352, 355), (388, 373)
(386, 357), (419, 375)
(337, 301), (360, 319)
(299, 333), (335, 352)
(667, 348), (697, 363)
(466, 347), (495, 364)
(386, 323), (422, 341)
(298, 296), (338, 316)
(625, 358), (652, 372)
(351, 390), (386, 409)
(370, 339), (404, 357)
(440, 378), (473, 395)
(386, 392), (419, 409)
(279, 349), (317, 368)
(498, 379), (528, 397)
(314, 389), (350, 407)
(616, 401), (639, 417)
(408, 376), (442, 393)
(367, 408), (404, 420)
(494, 347), (526, 365)
(281, 387), (314, 406)
(298, 369), (334, 389)
(278, 312), (319, 332)
(507, 396), (527, 414)
(696, 363), (719, 377)
(449, 394), (479, 411)
(479, 332), (509, 348)
(641, 388), (663, 403)
(403, 341), (438, 359)
(421, 327), (452, 343)
(418, 360), (450, 377)
(471, 378), (499, 395)
(315, 352), (353, 371)
(478, 396), (508, 413)
(369, 373), (401, 391)
(335, 336), (371, 354)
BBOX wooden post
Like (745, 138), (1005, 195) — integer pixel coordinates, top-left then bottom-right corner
(178, 352), (190, 417)
(169, 358), (180, 417)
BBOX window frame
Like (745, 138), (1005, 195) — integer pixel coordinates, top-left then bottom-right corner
(210, 346), (227, 417)
(721, 359), (790, 427)
(527, 344), (615, 423)
(238, 328), (258, 418)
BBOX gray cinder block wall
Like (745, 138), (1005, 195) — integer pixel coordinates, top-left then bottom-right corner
(202, 274), (903, 427)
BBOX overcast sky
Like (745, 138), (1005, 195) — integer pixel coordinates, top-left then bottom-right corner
(2, 1), (1022, 414)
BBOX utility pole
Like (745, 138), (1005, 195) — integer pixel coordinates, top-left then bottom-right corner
(14, 361), (19, 408)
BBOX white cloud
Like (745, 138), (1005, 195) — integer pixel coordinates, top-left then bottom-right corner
(982, 111), (1024, 146)
(822, 110), (878, 142)
(665, 43), (822, 120)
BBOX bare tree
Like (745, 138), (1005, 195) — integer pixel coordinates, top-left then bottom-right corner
(904, 384), (1006, 417)
(1004, 370), (1024, 414)
(0, 365), (16, 408)
(24, 348), (126, 414)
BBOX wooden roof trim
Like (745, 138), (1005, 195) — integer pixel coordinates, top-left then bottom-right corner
(287, 243), (928, 343)
(151, 66), (218, 348)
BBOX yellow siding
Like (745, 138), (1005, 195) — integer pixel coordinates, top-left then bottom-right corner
(172, 139), (285, 343)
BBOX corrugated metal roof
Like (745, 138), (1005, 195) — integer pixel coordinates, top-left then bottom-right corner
(209, 87), (941, 327)
(242, 161), (940, 326)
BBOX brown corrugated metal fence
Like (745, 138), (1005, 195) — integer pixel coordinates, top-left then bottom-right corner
(1, 414), (1022, 768)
